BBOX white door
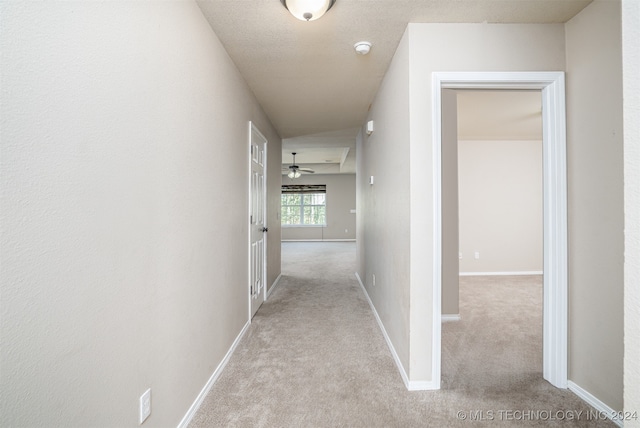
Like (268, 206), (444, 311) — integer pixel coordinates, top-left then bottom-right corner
(250, 123), (267, 318)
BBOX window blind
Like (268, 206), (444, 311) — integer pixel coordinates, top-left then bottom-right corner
(281, 184), (326, 194)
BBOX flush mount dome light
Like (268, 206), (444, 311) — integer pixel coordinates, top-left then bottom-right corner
(354, 41), (372, 55)
(281, 0), (336, 21)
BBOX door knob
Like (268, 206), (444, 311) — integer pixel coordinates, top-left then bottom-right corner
(262, 227), (269, 232)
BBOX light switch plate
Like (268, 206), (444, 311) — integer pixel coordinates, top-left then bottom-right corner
(139, 388), (151, 424)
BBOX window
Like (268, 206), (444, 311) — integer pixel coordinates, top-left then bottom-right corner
(281, 185), (326, 226)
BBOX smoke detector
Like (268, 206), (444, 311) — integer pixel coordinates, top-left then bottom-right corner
(354, 41), (372, 55)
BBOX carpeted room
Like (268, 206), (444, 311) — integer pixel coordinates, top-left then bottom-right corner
(189, 242), (614, 427)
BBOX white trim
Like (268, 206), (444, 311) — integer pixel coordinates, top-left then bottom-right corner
(281, 224), (327, 228)
(540, 75), (569, 389)
(567, 381), (624, 427)
(459, 137), (543, 142)
(355, 273), (438, 391)
(247, 123), (253, 321)
(406, 380), (437, 391)
(442, 314), (460, 322)
(281, 239), (356, 242)
(248, 122), (269, 320)
(432, 72), (568, 390)
(266, 273), (282, 299)
(177, 321), (250, 428)
(459, 271), (543, 276)
(432, 81), (444, 390)
(258, 124), (269, 308)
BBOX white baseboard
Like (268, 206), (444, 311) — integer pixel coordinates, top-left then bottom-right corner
(267, 273), (282, 299)
(459, 271), (543, 276)
(567, 380), (623, 427)
(407, 380), (438, 391)
(442, 314), (461, 322)
(177, 321), (250, 428)
(354, 272), (438, 391)
(281, 239), (356, 242)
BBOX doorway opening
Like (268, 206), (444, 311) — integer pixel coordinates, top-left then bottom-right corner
(441, 88), (545, 389)
(432, 72), (568, 389)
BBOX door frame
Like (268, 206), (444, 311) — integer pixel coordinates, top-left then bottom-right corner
(248, 121), (268, 321)
(431, 72), (568, 389)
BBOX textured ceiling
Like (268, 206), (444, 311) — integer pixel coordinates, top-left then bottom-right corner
(281, 128), (358, 174)
(196, 0), (590, 172)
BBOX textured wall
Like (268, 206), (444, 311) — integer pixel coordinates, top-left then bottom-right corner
(358, 28), (412, 376)
(0, 1), (280, 426)
(359, 22), (564, 384)
(266, 136), (283, 293)
(406, 22), (565, 382)
(623, 0), (640, 424)
(458, 140), (543, 273)
(565, 0), (624, 411)
(441, 90), (460, 316)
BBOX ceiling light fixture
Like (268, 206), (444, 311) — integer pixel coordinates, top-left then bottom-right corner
(354, 41), (372, 55)
(280, 0), (336, 22)
(286, 152), (315, 179)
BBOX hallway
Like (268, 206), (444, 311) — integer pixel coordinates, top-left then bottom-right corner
(189, 242), (613, 427)
(1, 2), (635, 425)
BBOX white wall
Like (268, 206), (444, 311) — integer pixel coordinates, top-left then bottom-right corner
(407, 23), (565, 383)
(267, 147), (283, 292)
(565, 0), (624, 411)
(0, 2), (281, 426)
(357, 29), (412, 374)
(358, 23), (565, 384)
(388, 13), (623, 406)
(623, 0), (640, 424)
(458, 140), (543, 273)
(441, 90), (460, 316)
(281, 174), (356, 241)
(356, 130), (365, 276)
(360, 10), (625, 411)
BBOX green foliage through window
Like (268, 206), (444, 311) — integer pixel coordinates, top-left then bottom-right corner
(281, 193), (326, 226)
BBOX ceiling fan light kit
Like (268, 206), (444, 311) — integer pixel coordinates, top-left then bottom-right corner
(286, 152), (315, 179)
(280, 0), (336, 21)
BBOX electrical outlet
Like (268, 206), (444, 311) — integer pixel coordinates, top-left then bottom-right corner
(139, 388), (151, 424)
(474, 251), (480, 260)
(345, 229), (348, 234)
(459, 252), (463, 259)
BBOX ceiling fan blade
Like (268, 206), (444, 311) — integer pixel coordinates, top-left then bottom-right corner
(298, 168), (315, 173)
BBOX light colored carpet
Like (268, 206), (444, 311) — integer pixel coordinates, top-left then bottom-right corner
(189, 242), (614, 427)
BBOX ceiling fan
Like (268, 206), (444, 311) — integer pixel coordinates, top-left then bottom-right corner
(284, 152), (315, 179)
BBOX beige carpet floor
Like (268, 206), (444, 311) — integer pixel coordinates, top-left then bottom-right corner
(189, 242), (614, 427)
